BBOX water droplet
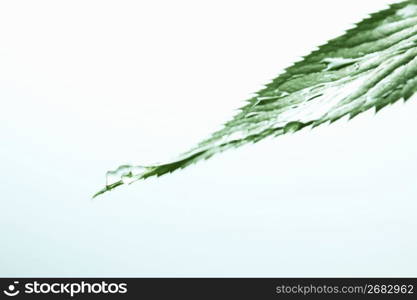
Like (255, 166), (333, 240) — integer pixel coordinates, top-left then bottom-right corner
(283, 121), (304, 134)
(121, 174), (136, 184)
(106, 172), (118, 186)
(130, 166), (146, 176)
(256, 96), (280, 105)
(106, 165), (146, 186)
(322, 57), (358, 71)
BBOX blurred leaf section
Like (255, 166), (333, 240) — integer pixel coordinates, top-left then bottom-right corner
(95, 0), (417, 197)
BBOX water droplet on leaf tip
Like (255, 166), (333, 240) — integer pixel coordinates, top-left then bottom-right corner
(121, 175), (136, 184)
(106, 171), (120, 186)
(105, 165), (147, 186)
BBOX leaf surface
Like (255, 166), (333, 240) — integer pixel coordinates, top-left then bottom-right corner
(95, 0), (417, 197)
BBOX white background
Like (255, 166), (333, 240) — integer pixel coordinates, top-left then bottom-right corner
(1, 0), (416, 276)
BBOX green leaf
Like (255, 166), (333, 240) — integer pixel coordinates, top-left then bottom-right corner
(94, 0), (417, 197)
